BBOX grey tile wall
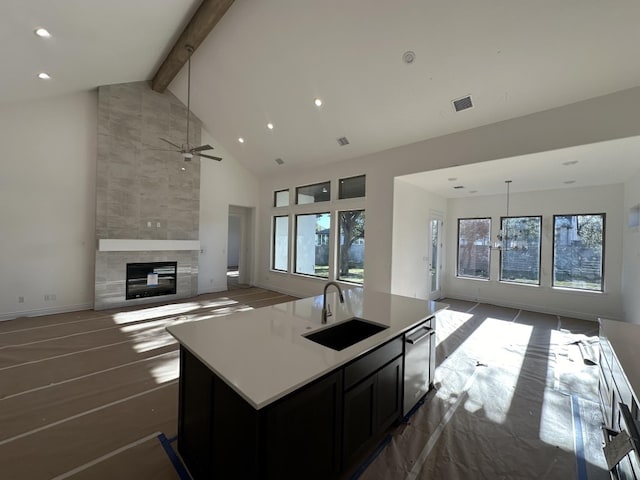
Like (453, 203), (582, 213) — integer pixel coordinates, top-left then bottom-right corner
(95, 82), (201, 310)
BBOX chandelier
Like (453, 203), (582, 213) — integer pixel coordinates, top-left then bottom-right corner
(495, 180), (528, 251)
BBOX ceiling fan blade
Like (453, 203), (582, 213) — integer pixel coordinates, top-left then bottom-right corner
(196, 153), (222, 161)
(159, 137), (182, 149)
(191, 144), (214, 153)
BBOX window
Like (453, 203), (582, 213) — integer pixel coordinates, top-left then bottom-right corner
(295, 213), (330, 278)
(272, 216), (289, 271)
(274, 189), (289, 207)
(499, 216), (541, 285)
(457, 218), (491, 279)
(339, 175), (366, 199)
(338, 210), (365, 284)
(296, 182), (330, 204)
(553, 214), (605, 291)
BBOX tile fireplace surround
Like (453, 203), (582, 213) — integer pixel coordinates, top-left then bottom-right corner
(94, 82), (201, 310)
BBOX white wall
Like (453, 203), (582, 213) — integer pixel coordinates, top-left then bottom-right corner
(0, 92), (97, 320)
(443, 185), (624, 320)
(256, 87), (640, 312)
(623, 170), (640, 323)
(391, 179), (447, 299)
(198, 128), (259, 294)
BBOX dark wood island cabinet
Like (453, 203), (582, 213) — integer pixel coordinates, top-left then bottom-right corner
(167, 290), (445, 479)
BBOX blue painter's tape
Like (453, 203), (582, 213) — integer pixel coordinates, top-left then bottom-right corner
(158, 433), (191, 480)
(350, 434), (392, 480)
(571, 394), (588, 480)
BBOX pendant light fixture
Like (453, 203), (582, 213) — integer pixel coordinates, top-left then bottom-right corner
(495, 180), (528, 251)
(495, 180), (512, 250)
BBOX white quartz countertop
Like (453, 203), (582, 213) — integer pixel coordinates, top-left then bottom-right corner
(167, 288), (447, 409)
(599, 318), (640, 403)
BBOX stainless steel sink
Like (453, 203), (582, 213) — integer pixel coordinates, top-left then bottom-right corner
(303, 318), (388, 351)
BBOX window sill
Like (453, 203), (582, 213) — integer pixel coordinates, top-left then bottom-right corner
(498, 281), (540, 288)
(551, 286), (605, 295)
(455, 276), (490, 282)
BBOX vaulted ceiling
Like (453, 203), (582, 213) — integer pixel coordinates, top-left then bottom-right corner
(3, 0), (640, 181)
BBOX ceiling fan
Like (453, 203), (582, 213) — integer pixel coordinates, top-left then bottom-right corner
(158, 45), (222, 163)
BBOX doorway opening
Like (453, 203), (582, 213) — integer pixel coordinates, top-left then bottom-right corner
(227, 205), (254, 289)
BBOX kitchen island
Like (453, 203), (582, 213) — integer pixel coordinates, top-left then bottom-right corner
(167, 288), (446, 479)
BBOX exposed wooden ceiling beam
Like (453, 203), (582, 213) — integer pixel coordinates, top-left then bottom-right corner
(152, 0), (235, 93)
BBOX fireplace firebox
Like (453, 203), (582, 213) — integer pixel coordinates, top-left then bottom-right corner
(126, 262), (177, 300)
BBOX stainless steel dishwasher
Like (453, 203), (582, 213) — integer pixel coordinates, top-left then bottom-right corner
(403, 317), (435, 416)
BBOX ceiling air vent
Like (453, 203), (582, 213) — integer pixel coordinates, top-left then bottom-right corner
(453, 185), (465, 189)
(274, 158), (284, 165)
(452, 95), (473, 112)
(337, 136), (350, 146)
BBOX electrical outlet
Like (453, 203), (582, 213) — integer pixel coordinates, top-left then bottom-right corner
(18, 296), (24, 303)
(51, 294), (56, 301)
(44, 294), (50, 301)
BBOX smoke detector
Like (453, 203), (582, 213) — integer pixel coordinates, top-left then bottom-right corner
(402, 51), (416, 64)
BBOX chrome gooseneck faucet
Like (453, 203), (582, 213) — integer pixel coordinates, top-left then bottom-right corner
(322, 281), (344, 324)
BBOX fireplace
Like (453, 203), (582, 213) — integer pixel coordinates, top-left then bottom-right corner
(126, 262), (177, 300)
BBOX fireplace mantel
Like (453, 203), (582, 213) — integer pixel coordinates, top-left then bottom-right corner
(98, 239), (200, 252)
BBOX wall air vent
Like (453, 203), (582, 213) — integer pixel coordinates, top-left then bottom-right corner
(337, 137), (350, 146)
(274, 158), (284, 165)
(453, 185), (465, 189)
(452, 95), (473, 112)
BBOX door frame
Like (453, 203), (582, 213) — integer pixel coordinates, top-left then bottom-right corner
(228, 205), (254, 287)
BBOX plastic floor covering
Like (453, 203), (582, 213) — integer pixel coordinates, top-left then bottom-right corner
(355, 299), (609, 480)
(0, 293), (610, 479)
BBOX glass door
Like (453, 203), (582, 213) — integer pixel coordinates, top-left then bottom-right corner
(429, 214), (443, 300)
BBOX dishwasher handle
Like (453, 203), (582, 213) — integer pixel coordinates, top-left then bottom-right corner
(405, 326), (434, 345)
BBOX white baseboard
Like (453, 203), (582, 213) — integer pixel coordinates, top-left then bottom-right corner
(441, 292), (609, 322)
(253, 281), (303, 299)
(0, 303), (94, 322)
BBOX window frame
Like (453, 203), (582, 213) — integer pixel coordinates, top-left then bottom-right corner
(295, 181), (331, 205)
(294, 211), (332, 279)
(273, 189), (289, 208)
(456, 217), (492, 280)
(337, 209), (365, 285)
(271, 215), (289, 272)
(338, 174), (366, 200)
(498, 215), (542, 286)
(552, 213), (605, 292)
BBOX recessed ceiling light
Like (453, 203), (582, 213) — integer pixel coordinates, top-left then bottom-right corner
(238, 137), (244, 143)
(314, 98), (323, 107)
(181, 167), (186, 171)
(37, 72), (51, 80)
(267, 123), (274, 130)
(34, 28), (51, 38)
(562, 160), (578, 166)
